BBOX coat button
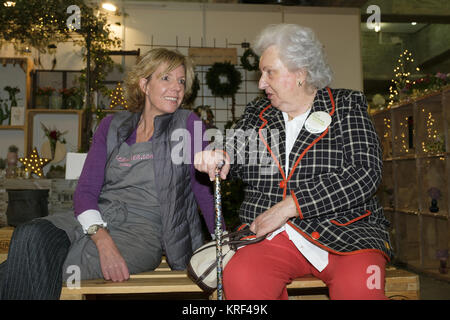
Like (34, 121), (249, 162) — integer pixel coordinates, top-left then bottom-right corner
(311, 231), (320, 240)
(279, 180), (286, 189)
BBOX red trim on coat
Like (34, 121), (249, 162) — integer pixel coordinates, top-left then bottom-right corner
(286, 220), (390, 262)
(258, 87), (336, 218)
(290, 190), (303, 220)
(330, 210), (372, 227)
(258, 104), (288, 198)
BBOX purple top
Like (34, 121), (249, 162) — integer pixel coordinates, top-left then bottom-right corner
(73, 112), (216, 234)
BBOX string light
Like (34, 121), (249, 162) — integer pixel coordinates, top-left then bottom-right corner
(109, 82), (128, 109)
(18, 148), (50, 178)
(421, 108), (444, 154)
(393, 116), (413, 154)
(389, 49), (420, 107)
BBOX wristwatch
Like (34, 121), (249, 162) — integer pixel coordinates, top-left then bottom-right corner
(86, 224), (107, 236)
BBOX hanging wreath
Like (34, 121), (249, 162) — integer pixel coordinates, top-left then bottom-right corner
(183, 74), (200, 108)
(240, 48), (259, 71)
(206, 62), (242, 99)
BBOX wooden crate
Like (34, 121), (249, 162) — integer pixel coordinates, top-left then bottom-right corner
(372, 87), (450, 279)
(0, 227), (14, 260)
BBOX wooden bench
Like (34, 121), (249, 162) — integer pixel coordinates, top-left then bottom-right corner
(0, 227), (420, 300)
(60, 259), (419, 300)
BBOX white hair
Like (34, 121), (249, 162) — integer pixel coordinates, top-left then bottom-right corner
(254, 24), (333, 89)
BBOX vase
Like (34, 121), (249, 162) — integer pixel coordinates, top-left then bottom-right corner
(66, 95), (83, 110)
(7, 151), (18, 168)
(35, 95), (49, 108)
(50, 92), (62, 109)
(429, 199), (439, 213)
(50, 139), (56, 159)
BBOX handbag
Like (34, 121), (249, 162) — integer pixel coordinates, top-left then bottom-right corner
(187, 224), (265, 293)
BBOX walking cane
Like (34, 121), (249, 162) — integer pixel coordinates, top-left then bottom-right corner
(214, 161), (225, 300)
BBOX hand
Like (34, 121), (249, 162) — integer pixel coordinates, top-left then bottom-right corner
(91, 228), (130, 282)
(194, 150), (231, 181)
(250, 196), (298, 238)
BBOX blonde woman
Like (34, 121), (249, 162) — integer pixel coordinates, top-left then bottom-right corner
(0, 48), (215, 299)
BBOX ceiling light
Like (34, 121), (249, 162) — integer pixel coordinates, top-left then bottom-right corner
(102, 2), (117, 12)
(411, 22), (417, 25)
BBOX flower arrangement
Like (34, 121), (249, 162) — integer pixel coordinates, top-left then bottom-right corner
(401, 72), (450, 98)
(41, 122), (67, 158)
(59, 87), (77, 98)
(37, 87), (55, 96)
(59, 87), (83, 109)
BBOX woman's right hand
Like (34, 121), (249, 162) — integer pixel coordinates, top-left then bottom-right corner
(194, 150), (231, 181)
(91, 229), (130, 282)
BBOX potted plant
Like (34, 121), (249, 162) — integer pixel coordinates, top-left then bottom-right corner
(60, 87), (83, 110)
(5, 145), (18, 178)
(0, 97), (10, 125)
(4, 86), (20, 107)
(35, 87), (55, 109)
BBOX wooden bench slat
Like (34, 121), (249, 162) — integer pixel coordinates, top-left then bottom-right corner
(63, 277), (203, 295)
(129, 270), (187, 279)
(287, 275), (326, 289)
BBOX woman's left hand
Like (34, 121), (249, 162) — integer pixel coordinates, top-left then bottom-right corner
(250, 196), (298, 238)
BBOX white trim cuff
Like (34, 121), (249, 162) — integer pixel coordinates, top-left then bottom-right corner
(76, 209), (107, 234)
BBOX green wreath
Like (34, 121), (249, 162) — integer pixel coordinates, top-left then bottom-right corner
(240, 48), (259, 71)
(206, 62), (242, 99)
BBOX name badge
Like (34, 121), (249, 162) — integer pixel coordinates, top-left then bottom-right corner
(305, 111), (331, 134)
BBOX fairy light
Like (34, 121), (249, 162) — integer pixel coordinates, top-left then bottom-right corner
(18, 148), (50, 178)
(421, 108), (442, 154)
(389, 49), (420, 107)
(109, 82), (128, 109)
(393, 116), (413, 154)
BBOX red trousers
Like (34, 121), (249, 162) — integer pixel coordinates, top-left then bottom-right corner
(223, 231), (388, 300)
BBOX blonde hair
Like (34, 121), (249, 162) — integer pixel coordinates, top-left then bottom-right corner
(124, 48), (195, 112)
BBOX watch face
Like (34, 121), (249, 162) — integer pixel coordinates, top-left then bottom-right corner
(87, 224), (100, 235)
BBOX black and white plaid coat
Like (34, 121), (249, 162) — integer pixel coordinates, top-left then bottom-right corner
(226, 87), (393, 260)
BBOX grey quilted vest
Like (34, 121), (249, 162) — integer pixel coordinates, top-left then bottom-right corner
(105, 109), (204, 270)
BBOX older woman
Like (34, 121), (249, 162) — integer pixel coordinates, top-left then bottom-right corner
(194, 24), (393, 300)
(0, 48), (215, 299)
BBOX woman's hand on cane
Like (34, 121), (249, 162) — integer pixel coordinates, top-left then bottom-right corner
(194, 150), (231, 181)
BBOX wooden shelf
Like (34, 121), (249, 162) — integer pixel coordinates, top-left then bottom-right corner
(370, 86), (450, 116)
(373, 87), (450, 281)
(0, 125), (24, 130)
(384, 153), (447, 161)
(24, 109), (85, 155)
